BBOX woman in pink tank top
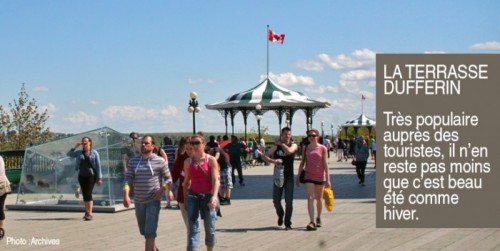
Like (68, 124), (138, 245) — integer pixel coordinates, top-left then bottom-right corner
(296, 128), (331, 231)
(183, 135), (220, 251)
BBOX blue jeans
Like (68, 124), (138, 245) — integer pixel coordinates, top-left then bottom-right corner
(273, 175), (294, 227)
(355, 161), (367, 183)
(134, 200), (161, 238)
(230, 157), (244, 184)
(187, 193), (217, 250)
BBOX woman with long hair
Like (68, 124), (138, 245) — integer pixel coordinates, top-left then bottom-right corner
(183, 135), (220, 251)
(67, 137), (102, 221)
(171, 136), (193, 232)
(296, 129), (331, 231)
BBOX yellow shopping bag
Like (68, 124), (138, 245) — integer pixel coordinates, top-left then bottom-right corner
(324, 187), (334, 212)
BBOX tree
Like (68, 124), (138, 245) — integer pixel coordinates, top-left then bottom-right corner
(0, 83), (52, 150)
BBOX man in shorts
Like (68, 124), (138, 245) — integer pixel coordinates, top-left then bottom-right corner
(123, 135), (174, 251)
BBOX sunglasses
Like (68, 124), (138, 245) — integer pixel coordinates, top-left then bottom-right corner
(190, 141), (202, 145)
(308, 134), (317, 137)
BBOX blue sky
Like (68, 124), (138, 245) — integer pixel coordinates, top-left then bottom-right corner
(1, 1), (498, 136)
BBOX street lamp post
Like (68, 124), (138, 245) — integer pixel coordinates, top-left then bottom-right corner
(188, 92), (200, 135)
(256, 104), (262, 145)
(331, 123), (334, 138)
(321, 120), (324, 138)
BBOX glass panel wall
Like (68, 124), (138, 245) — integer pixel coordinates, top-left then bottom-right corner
(15, 127), (126, 207)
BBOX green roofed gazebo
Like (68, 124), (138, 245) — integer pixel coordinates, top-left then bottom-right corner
(341, 114), (376, 137)
(205, 78), (330, 139)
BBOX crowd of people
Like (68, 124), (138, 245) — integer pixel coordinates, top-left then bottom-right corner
(0, 129), (375, 250)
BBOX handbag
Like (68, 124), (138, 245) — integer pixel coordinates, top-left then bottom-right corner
(299, 170), (306, 184)
(351, 160), (357, 166)
(324, 187), (334, 212)
(0, 179), (12, 196)
(273, 164), (284, 187)
(299, 147), (307, 183)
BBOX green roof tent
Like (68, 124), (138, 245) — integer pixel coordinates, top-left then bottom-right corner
(341, 114), (376, 137)
(206, 78), (330, 139)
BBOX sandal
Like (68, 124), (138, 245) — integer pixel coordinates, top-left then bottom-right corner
(83, 213), (93, 221)
(316, 217), (322, 228)
(0, 228), (4, 240)
(74, 187), (80, 198)
(306, 222), (316, 231)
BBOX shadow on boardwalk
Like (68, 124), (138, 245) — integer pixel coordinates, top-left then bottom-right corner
(231, 169), (376, 201)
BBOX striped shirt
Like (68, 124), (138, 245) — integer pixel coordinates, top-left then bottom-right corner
(161, 144), (177, 169)
(124, 154), (172, 203)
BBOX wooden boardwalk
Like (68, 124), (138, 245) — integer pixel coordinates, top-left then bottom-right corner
(2, 156), (500, 250)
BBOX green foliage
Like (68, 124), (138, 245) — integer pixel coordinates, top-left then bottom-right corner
(336, 126), (376, 139)
(234, 125), (273, 142)
(0, 83), (52, 150)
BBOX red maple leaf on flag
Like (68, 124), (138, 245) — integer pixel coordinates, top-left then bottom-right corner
(268, 29), (285, 44)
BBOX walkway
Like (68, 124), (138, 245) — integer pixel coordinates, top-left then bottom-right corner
(2, 155), (499, 250)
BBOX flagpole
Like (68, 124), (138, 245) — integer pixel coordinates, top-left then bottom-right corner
(361, 95), (364, 114)
(266, 25), (269, 80)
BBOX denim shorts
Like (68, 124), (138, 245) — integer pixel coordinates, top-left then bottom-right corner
(135, 200), (161, 238)
(304, 179), (325, 185)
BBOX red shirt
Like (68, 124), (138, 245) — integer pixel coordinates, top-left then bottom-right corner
(188, 155), (213, 194)
(218, 140), (231, 160)
(172, 152), (188, 203)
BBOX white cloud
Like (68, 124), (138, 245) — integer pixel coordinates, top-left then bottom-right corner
(424, 51), (447, 54)
(40, 103), (57, 113)
(337, 69), (376, 94)
(262, 72), (315, 86)
(305, 85), (339, 94)
(469, 41), (500, 50)
(340, 70), (375, 81)
(102, 105), (179, 121)
(158, 105), (179, 117)
(339, 79), (360, 94)
(360, 91), (375, 100)
(33, 86), (49, 92)
(188, 78), (215, 85)
(63, 111), (98, 126)
(295, 60), (324, 71)
(318, 48), (376, 71)
(89, 100), (99, 105)
(319, 97), (357, 111)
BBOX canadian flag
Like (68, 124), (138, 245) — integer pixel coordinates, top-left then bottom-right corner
(268, 29), (285, 44)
